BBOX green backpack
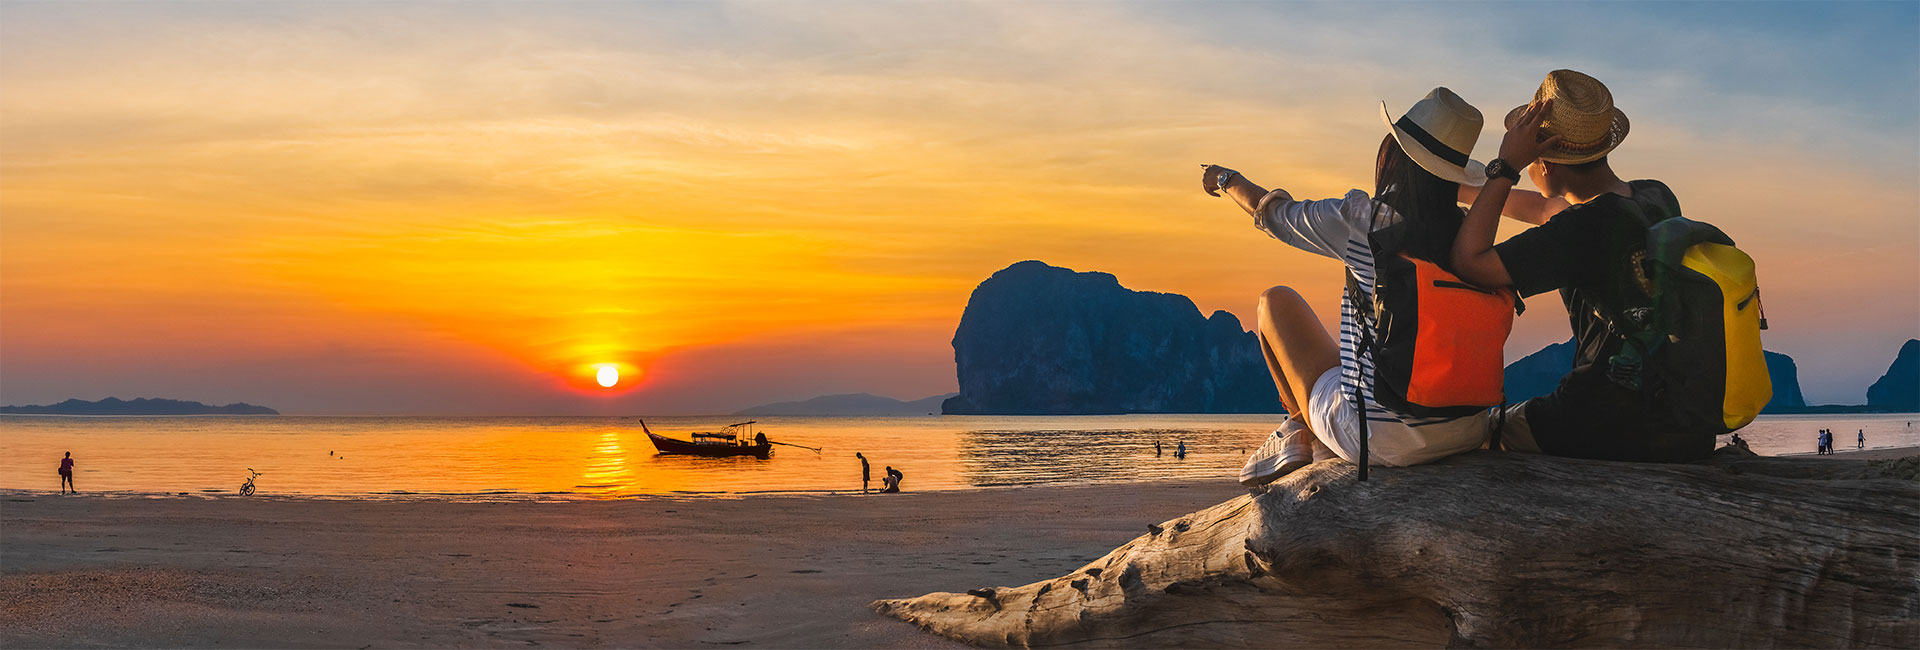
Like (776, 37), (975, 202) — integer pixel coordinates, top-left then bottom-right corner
(1607, 209), (1772, 436)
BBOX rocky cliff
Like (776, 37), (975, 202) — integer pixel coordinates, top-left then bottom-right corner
(942, 261), (1281, 415)
(1867, 339), (1919, 412)
(1501, 339), (1575, 404)
(1764, 350), (1808, 411)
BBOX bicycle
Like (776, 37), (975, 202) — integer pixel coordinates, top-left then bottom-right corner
(239, 468), (262, 496)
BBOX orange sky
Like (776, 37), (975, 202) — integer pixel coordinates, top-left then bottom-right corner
(2, 2), (1915, 413)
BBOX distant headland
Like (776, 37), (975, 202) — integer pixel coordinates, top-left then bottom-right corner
(0, 397), (279, 416)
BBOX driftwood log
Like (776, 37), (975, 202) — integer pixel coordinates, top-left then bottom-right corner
(874, 447), (1919, 648)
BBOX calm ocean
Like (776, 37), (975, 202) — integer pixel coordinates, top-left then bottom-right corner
(3, 413), (1914, 498)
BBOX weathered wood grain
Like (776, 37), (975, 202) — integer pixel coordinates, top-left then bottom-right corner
(873, 447), (1919, 648)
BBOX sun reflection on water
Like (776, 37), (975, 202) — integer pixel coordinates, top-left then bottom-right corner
(579, 429), (633, 496)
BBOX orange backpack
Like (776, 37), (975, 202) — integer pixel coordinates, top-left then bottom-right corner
(1346, 220), (1522, 420)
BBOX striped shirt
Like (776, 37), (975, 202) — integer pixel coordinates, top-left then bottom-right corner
(1254, 189), (1486, 436)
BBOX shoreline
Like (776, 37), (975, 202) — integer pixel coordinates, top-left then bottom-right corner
(1776, 444), (1920, 460)
(9, 445), (1917, 502)
(0, 476), (1238, 502)
(2, 479), (1245, 648)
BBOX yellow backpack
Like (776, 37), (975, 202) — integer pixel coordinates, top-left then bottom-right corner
(1610, 215), (1771, 434)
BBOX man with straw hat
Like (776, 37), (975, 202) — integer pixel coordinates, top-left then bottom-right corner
(1448, 70), (1709, 463)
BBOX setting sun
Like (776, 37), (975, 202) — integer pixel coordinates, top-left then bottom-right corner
(595, 365), (619, 388)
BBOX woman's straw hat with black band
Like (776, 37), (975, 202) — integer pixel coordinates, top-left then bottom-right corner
(1505, 69), (1630, 165)
(1380, 87), (1487, 187)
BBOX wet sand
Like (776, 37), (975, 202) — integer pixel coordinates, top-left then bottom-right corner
(1780, 445), (1920, 460)
(0, 481), (1243, 648)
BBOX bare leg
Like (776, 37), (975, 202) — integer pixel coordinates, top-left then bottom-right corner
(1253, 286), (1341, 418)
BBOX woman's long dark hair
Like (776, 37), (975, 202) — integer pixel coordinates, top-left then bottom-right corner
(1374, 135), (1464, 269)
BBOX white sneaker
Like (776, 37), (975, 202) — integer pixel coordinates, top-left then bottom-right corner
(1240, 415), (1314, 487)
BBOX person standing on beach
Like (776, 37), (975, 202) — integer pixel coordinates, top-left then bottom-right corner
(1858, 429), (1865, 450)
(58, 452), (75, 494)
(857, 452), (871, 493)
(1155, 441), (1162, 456)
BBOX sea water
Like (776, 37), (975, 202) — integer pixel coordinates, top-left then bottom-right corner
(2, 413), (1913, 497)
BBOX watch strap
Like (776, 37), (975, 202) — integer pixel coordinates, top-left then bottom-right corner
(1487, 159), (1521, 182)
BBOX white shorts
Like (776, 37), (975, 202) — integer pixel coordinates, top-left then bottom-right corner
(1304, 367), (1492, 467)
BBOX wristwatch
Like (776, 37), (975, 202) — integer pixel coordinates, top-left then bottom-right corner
(1215, 168), (1242, 192)
(1484, 158), (1521, 183)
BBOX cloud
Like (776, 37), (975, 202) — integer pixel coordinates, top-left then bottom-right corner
(1, 1), (1913, 411)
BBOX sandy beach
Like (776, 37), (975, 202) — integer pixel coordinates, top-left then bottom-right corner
(1, 481), (1243, 648)
(1780, 446), (1920, 460)
(7, 446), (1915, 648)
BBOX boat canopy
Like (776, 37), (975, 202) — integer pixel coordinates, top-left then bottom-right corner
(691, 421), (757, 441)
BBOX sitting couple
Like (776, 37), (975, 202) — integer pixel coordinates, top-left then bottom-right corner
(1212, 70), (1706, 487)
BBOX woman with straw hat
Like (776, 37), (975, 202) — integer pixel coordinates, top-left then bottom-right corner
(1207, 87), (1560, 486)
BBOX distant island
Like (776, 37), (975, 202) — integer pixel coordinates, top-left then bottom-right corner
(732, 392), (957, 417)
(942, 261), (1280, 415)
(0, 397), (279, 416)
(1866, 339), (1919, 412)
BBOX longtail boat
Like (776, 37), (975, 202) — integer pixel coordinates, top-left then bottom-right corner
(641, 420), (772, 458)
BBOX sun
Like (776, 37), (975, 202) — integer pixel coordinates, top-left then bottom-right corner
(595, 364), (620, 388)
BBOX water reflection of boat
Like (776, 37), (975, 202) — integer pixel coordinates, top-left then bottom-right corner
(641, 420), (771, 458)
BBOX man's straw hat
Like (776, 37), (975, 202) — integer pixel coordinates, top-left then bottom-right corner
(1505, 69), (1630, 165)
(1381, 87), (1487, 186)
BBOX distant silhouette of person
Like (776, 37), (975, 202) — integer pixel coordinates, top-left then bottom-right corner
(1176, 441), (1187, 459)
(881, 466), (903, 493)
(1155, 441), (1162, 456)
(857, 452), (871, 493)
(58, 452), (75, 494)
(1730, 433), (1747, 451)
(1858, 429), (1865, 450)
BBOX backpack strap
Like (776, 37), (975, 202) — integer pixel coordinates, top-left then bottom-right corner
(1350, 201), (1392, 482)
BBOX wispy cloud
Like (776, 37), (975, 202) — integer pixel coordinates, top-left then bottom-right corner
(2, 1), (1912, 411)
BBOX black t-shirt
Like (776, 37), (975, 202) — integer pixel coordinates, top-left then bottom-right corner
(1494, 179), (1708, 462)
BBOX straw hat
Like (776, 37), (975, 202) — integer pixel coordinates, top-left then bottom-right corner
(1505, 70), (1630, 165)
(1381, 87), (1487, 186)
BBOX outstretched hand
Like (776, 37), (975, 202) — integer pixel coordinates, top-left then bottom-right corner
(1497, 99), (1565, 169)
(1201, 164), (1236, 197)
